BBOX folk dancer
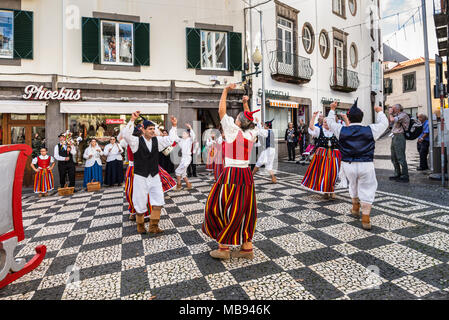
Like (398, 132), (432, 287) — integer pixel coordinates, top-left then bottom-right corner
(253, 117), (277, 184)
(301, 111), (341, 199)
(173, 123), (195, 191)
(31, 147), (55, 197)
(54, 133), (77, 188)
(122, 112), (178, 234)
(104, 136), (124, 187)
(205, 132), (218, 172)
(213, 129), (226, 181)
(83, 138), (104, 189)
(326, 99), (388, 230)
(202, 84), (259, 260)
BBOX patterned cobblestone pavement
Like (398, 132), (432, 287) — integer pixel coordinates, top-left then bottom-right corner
(1, 170), (449, 300)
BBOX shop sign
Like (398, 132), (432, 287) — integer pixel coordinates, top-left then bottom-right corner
(321, 97), (340, 105)
(23, 85), (81, 101)
(258, 88), (290, 100)
(106, 119), (125, 125)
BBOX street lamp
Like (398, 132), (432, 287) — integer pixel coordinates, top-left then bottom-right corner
(242, 47), (263, 82)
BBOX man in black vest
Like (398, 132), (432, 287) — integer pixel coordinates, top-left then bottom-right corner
(122, 111), (178, 234)
(54, 133), (77, 188)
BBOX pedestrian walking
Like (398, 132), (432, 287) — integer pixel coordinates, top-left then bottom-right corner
(202, 84), (259, 260)
(327, 99), (389, 230)
(389, 104), (410, 182)
(417, 113), (430, 171)
(285, 122), (299, 161)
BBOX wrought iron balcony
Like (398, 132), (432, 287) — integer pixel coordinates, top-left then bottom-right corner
(329, 67), (359, 92)
(269, 50), (313, 84)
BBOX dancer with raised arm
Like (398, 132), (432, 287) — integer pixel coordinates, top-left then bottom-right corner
(122, 112), (178, 234)
(202, 84), (259, 260)
(326, 99), (388, 230)
(173, 123), (195, 191)
(253, 115), (277, 184)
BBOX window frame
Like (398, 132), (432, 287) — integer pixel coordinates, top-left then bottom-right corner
(348, 0), (357, 16)
(332, 0), (346, 19)
(403, 72), (416, 93)
(200, 29), (228, 71)
(276, 17), (294, 64)
(349, 42), (358, 68)
(302, 23), (315, 54)
(0, 9), (14, 59)
(319, 30), (330, 59)
(100, 19), (134, 66)
(384, 77), (393, 95)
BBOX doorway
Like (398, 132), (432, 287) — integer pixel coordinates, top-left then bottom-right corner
(5, 114), (46, 187)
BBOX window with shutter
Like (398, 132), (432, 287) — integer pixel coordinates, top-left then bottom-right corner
(13, 10), (33, 59)
(186, 28), (201, 69)
(228, 32), (242, 71)
(0, 10), (14, 59)
(82, 17), (100, 63)
(134, 22), (150, 66)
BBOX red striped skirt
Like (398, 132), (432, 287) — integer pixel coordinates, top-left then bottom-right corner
(202, 166), (257, 246)
(301, 147), (341, 193)
(213, 163), (224, 181)
(34, 168), (54, 193)
(206, 147), (216, 170)
(158, 165), (177, 192)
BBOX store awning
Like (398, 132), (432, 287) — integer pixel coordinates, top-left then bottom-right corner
(60, 102), (169, 114)
(269, 100), (299, 109)
(0, 100), (47, 113)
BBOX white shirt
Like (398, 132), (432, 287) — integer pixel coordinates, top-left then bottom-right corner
(308, 126), (334, 138)
(221, 114), (259, 168)
(173, 129), (196, 159)
(103, 143), (124, 162)
(256, 122), (275, 149)
(54, 143), (77, 163)
(32, 155), (54, 168)
(83, 145), (103, 167)
(326, 110), (389, 141)
(122, 120), (178, 155)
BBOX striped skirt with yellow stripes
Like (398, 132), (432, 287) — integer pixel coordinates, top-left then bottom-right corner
(34, 168), (54, 194)
(301, 147), (341, 194)
(202, 166), (257, 246)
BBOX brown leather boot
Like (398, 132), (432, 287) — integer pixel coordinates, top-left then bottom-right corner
(129, 214), (136, 221)
(210, 248), (230, 260)
(351, 198), (361, 218)
(271, 175), (277, 184)
(231, 248), (254, 260)
(175, 183), (183, 192)
(361, 203), (372, 230)
(136, 214), (146, 234)
(186, 181), (193, 190)
(148, 206), (163, 234)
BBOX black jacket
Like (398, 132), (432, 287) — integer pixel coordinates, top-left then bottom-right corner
(285, 128), (299, 144)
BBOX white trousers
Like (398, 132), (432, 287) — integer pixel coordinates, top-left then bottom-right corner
(256, 148), (276, 172)
(341, 162), (378, 205)
(175, 156), (192, 178)
(132, 173), (164, 213)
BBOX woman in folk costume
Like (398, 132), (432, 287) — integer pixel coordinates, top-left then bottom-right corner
(327, 100), (388, 230)
(253, 118), (277, 184)
(31, 147), (55, 197)
(104, 136), (124, 187)
(301, 111), (341, 199)
(173, 123), (195, 191)
(202, 85), (259, 260)
(213, 128), (226, 181)
(205, 132), (218, 172)
(83, 138), (104, 189)
(159, 129), (176, 174)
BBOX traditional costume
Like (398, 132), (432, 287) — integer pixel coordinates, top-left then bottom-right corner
(202, 110), (259, 255)
(122, 117), (177, 234)
(54, 137), (77, 188)
(173, 128), (195, 190)
(83, 143), (103, 188)
(213, 136), (226, 181)
(32, 155), (55, 194)
(301, 125), (341, 195)
(326, 99), (389, 229)
(254, 119), (277, 183)
(205, 137), (218, 171)
(104, 142), (124, 186)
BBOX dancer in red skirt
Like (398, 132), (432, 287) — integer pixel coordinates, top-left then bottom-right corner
(301, 111), (341, 199)
(31, 147), (55, 197)
(125, 124), (176, 221)
(202, 84), (259, 260)
(213, 129), (226, 181)
(205, 133), (218, 172)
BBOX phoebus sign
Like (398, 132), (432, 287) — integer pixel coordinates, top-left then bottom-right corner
(23, 85), (81, 101)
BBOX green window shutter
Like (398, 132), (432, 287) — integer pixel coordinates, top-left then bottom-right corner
(13, 10), (33, 59)
(82, 17), (100, 63)
(134, 23), (150, 66)
(186, 28), (201, 69)
(228, 32), (242, 71)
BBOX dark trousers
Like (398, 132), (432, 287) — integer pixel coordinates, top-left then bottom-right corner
(187, 163), (197, 177)
(299, 135), (307, 158)
(287, 142), (297, 160)
(391, 133), (409, 178)
(417, 140), (430, 169)
(58, 161), (76, 188)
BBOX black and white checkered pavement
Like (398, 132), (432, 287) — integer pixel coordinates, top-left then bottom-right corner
(1, 170), (449, 300)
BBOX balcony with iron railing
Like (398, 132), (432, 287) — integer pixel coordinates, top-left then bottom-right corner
(269, 50), (313, 84)
(329, 67), (359, 92)
(434, 0), (449, 57)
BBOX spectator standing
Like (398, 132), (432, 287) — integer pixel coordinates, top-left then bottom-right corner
(285, 122), (299, 161)
(417, 114), (430, 171)
(389, 104), (410, 182)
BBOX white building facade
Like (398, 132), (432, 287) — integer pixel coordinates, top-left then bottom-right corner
(246, 0), (384, 139)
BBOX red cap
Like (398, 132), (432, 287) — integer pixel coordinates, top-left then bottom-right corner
(244, 109), (260, 122)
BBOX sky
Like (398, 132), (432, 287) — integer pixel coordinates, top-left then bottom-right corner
(381, 0), (439, 60)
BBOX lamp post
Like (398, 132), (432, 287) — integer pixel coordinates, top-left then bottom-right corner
(242, 46), (265, 121)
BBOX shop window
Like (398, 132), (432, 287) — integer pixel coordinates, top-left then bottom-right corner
(30, 114), (46, 120)
(201, 30), (228, 70)
(403, 72), (416, 92)
(68, 114), (164, 157)
(0, 10), (14, 59)
(101, 20), (134, 65)
(265, 106), (292, 139)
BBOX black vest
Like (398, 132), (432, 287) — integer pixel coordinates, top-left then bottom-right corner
(58, 143), (73, 163)
(133, 136), (159, 178)
(339, 125), (375, 162)
(316, 128), (339, 150)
